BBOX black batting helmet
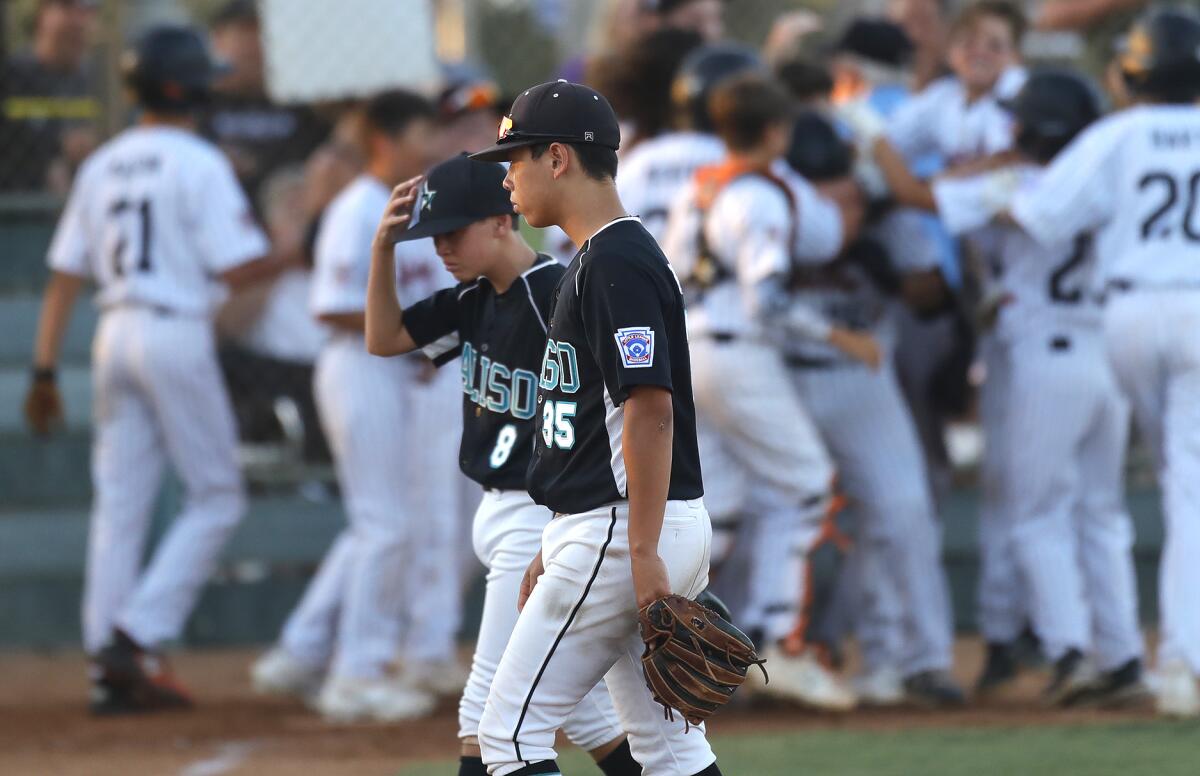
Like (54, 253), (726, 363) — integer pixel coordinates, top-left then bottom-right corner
(1004, 69), (1102, 164)
(1116, 5), (1200, 103)
(671, 43), (764, 132)
(121, 25), (230, 111)
(785, 110), (853, 182)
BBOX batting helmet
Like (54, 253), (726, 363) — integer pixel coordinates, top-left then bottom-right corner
(1116, 5), (1200, 103)
(672, 43), (764, 132)
(1004, 68), (1102, 164)
(785, 110), (853, 182)
(121, 25), (230, 111)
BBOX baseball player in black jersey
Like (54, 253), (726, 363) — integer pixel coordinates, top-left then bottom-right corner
(364, 154), (642, 776)
(467, 81), (720, 776)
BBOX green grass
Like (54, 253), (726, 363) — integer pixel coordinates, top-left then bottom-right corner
(396, 720), (1200, 775)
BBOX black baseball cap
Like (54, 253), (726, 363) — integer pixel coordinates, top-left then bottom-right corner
(468, 80), (620, 162)
(397, 153), (514, 242)
(834, 19), (913, 68)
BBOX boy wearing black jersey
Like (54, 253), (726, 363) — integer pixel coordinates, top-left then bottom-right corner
(365, 154), (637, 776)
(468, 82), (721, 776)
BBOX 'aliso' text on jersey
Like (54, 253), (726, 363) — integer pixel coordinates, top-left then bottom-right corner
(528, 217), (704, 515)
(401, 254), (562, 490)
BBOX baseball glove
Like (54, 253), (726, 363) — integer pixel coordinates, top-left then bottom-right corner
(24, 373), (63, 436)
(638, 594), (767, 727)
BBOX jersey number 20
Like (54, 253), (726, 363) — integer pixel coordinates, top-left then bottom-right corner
(108, 198), (154, 276)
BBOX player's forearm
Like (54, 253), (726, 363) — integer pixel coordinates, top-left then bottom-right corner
(1035, 0), (1146, 30)
(623, 386), (674, 558)
(872, 137), (937, 212)
(33, 271), (84, 370)
(219, 250), (297, 292)
(365, 239), (417, 356)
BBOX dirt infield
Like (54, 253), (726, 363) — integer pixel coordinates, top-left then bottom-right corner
(0, 639), (1157, 776)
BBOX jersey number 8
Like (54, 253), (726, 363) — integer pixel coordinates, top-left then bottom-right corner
(490, 424), (518, 468)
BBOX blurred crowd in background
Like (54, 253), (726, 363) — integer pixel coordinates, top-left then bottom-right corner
(5, 0), (1180, 715)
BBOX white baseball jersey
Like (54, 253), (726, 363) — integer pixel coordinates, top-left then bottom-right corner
(1011, 104), (1200, 287)
(662, 167), (839, 341)
(886, 70), (1025, 164)
(935, 164), (1102, 342)
(617, 130), (725, 243)
(49, 125), (268, 314)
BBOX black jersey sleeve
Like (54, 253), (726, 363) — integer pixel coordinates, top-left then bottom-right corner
(401, 284), (469, 366)
(578, 252), (675, 404)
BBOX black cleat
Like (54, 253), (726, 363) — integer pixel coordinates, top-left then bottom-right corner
(89, 630), (193, 715)
(1042, 648), (1093, 707)
(904, 670), (967, 708)
(1013, 625), (1046, 668)
(975, 641), (1018, 696)
(1076, 658), (1152, 709)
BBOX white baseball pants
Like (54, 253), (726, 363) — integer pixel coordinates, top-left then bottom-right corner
(976, 337), (1028, 645)
(788, 360), (954, 675)
(999, 332), (1142, 668)
(460, 489), (624, 750)
(478, 500), (716, 776)
(690, 338), (834, 643)
(84, 308), (246, 653)
(1105, 291), (1200, 673)
(279, 338), (421, 679)
(402, 364), (467, 665)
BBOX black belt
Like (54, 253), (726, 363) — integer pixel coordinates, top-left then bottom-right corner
(1050, 335), (1071, 352)
(784, 354), (839, 370)
(699, 331), (739, 343)
(104, 302), (175, 317)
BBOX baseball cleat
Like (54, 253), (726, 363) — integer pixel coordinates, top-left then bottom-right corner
(405, 658), (470, 698)
(903, 670), (967, 709)
(315, 675), (437, 723)
(89, 629), (193, 715)
(1041, 648), (1095, 707)
(1155, 660), (1200, 718)
(852, 665), (906, 706)
(974, 641), (1019, 697)
(746, 645), (857, 712)
(1075, 658), (1151, 709)
(251, 647), (325, 701)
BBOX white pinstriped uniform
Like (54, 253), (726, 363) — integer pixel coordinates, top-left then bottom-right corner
(887, 68), (1030, 647)
(1012, 105), (1200, 674)
(47, 126), (268, 653)
(781, 219), (956, 676)
(662, 165), (841, 643)
(937, 165), (1143, 669)
(277, 174), (464, 679)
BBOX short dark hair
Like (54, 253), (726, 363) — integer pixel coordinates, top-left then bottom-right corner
(952, 1), (1027, 46)
(708, 73), (793, 152)
(591, 27), (704, 142)
(364, 90), (436, 137)
(529, 142), (619, 182)
(775, 57), (834, 104)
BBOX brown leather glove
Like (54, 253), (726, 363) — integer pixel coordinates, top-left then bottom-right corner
(25, 370), (64, 436)
(638, 594), (767, 727)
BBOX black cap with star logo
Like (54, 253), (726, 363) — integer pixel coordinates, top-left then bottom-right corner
(397, 153), (515, 241)
(468, 79), (620, 162)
